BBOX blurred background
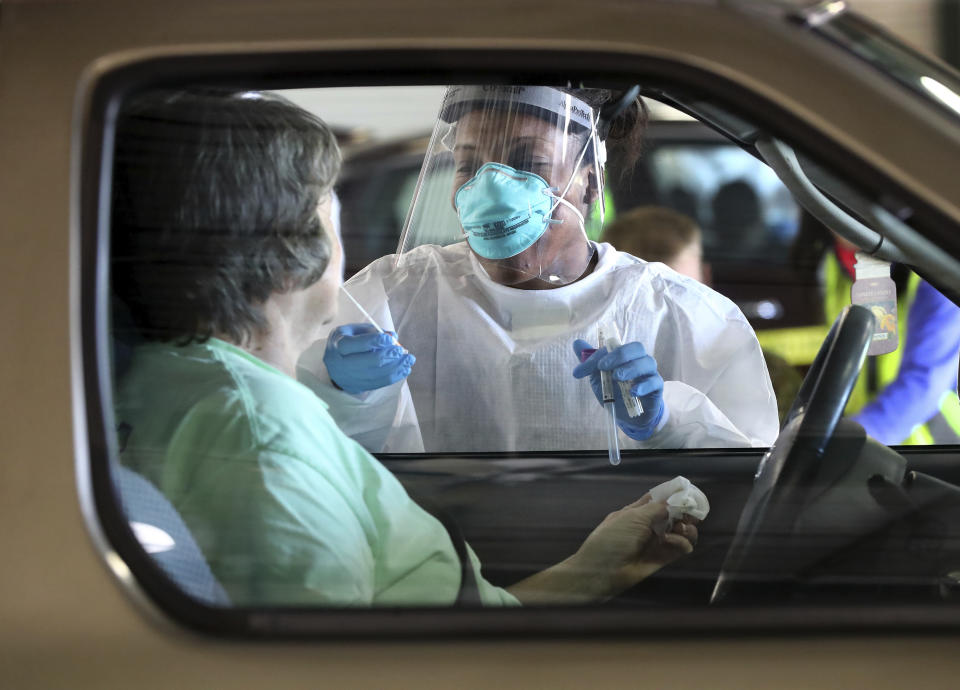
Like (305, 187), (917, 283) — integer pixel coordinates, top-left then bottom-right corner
(857, 0), (957, 66)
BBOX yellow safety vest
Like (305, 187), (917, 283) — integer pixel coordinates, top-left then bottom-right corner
(756, 254), (960, 444)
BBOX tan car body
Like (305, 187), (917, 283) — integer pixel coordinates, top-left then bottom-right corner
(3, 1), (960, 686)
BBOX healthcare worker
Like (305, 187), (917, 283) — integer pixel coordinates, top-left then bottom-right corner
(299, 85), (779, 453)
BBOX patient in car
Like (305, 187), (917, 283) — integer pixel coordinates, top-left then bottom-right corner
(111, 89), (699, 607)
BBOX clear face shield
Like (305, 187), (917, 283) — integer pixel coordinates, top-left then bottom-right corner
(396, 85), (606, 287)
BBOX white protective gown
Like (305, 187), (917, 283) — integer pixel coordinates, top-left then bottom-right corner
(298, 241), (779, 453)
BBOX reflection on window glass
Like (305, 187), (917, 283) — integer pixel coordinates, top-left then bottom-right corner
(102, 84), (960, 624)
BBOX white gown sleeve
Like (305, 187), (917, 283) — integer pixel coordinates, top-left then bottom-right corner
(703, 319), (779, 447)
(653, 381), (759, 448)
(639, 274), (780, 449)
(658, 334), (778, 449)
(296, 257), (424, 453)
(296, 350), (423, 453)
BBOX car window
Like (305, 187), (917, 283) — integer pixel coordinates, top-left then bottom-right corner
(87, 76), (960, 636)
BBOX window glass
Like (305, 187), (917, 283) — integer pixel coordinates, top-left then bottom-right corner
(100, 82), (960, 627)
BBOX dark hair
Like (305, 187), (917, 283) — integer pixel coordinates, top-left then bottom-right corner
(560, 87), (649, 174)
(111, 89), (341, 345)
(712, 180), (761, 229)
(601, 205), (700, 263)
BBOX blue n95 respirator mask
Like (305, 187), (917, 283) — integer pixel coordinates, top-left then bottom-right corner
(454, 163), (567, 260)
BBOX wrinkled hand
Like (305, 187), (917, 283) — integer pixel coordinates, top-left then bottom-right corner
(572, 339), (665, 440)
(571, 495), (697, 597)
(323, 323), (415, 394)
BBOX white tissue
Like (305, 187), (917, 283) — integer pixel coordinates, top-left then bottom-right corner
(648, 476), (710, 535)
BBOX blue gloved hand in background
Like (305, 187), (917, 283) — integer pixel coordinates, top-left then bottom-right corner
(323, 323), (416, 394)
(572, 339), (666, 441)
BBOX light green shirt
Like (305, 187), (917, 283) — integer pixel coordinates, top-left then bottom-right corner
(114, 338), (517, 607)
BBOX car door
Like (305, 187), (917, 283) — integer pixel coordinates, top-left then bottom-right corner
(7, 0), (960, 687)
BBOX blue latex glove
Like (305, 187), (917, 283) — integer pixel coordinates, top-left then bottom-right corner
(572, 339), (666, 441)
(323, 323), (415, 394)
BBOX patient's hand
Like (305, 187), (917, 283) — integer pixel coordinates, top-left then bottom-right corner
(506, 493), (698, 605)
(570, 494), (698, 598)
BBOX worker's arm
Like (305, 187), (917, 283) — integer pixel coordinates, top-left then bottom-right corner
(854, 281), (960, 444)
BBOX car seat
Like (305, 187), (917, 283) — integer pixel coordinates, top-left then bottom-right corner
(112, 464), (230, 606)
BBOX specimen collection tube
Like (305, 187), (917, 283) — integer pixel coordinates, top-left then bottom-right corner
(597, 324), (621, 466)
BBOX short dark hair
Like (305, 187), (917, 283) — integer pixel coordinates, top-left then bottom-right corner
(601, 205), (701, 263)
(560, 87), (648, 174)
(111, 89), (341, 345)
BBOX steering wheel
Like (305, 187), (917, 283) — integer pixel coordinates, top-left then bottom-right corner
(711, 305), (875, 604)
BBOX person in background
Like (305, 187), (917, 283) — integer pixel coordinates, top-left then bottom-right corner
(601, 205), (707, 284)
(110, 89), (698, 608)
(759, 213), (960, 444)
(710, 180), (768, 259)
(602, 205), (801, 425)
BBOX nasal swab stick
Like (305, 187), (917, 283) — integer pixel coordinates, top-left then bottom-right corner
(340, 285), (385, 334)
(341, 286), (406, 350)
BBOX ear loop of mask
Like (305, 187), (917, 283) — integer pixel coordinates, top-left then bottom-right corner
(440, 121), (457, 151)
(529, 110), (601, 283)
(542, 109), (601, 232)
(594, 138), (608, 228)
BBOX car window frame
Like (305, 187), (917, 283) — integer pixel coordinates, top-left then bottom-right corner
(76, 46), (960, 638)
